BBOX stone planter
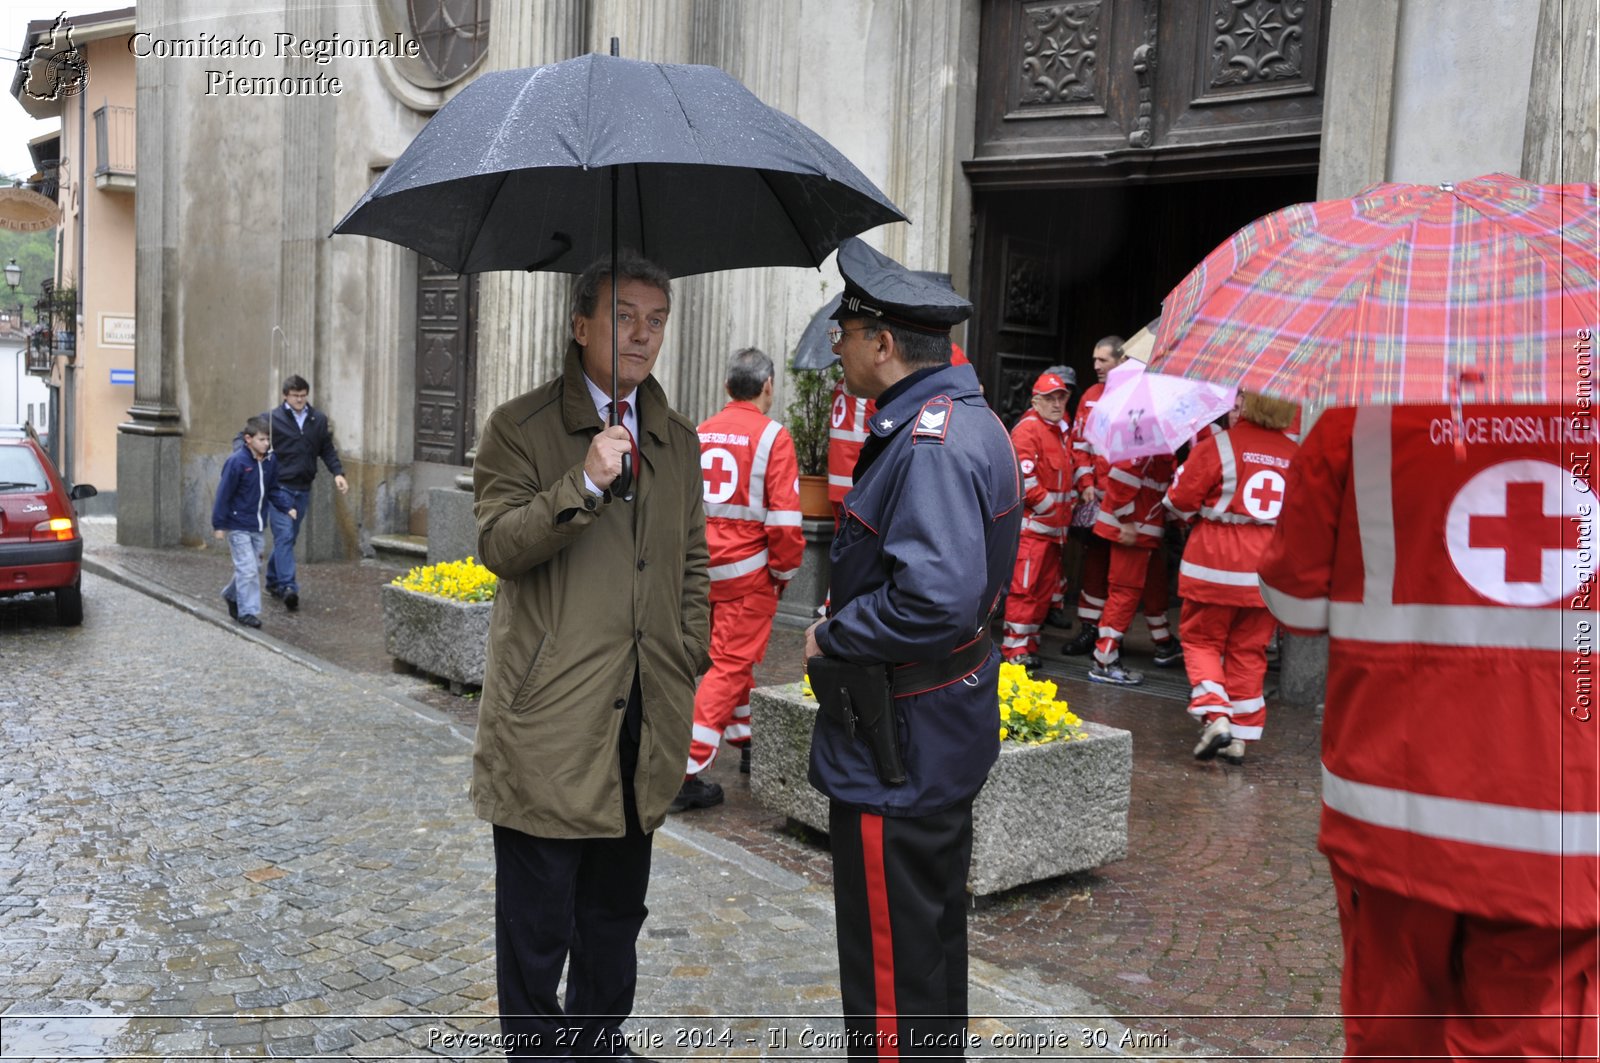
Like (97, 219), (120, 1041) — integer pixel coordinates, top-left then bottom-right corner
(380, 584), (491, 690)
(749, 683), (1132, 897)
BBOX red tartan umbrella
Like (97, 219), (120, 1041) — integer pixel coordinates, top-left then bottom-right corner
(1147, 173), (1598, 407)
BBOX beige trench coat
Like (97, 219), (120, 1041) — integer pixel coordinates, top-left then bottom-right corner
(470, 342), (710, 837)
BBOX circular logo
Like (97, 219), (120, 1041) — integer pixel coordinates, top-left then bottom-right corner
(700, 448), (739, 504)
(1020, 458), (1035, 475)
(830, 393), (850, 431)
(1241, 469), (1287, 521)
(1444, 459), (1593, 606)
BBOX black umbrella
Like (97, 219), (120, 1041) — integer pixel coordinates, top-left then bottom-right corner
(790, 271), (953, 370)
(333, 50), (903, 276)
(334, 44), (904, 494)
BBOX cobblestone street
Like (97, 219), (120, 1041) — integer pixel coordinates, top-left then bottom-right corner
(0, 568), (1270, 1059)
(0, 522), (1345, 1058)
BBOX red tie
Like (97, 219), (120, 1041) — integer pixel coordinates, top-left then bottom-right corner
(612, 400), (641, 482)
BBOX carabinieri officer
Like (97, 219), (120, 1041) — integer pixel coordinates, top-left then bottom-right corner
(804, 238), (1023, 1058)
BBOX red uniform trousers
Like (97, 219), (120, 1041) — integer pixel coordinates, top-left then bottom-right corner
(687, 590), (777, 774)
(1092, 544), (1171, 665)
(1002, 534), (1061, 660)
(1332, 863), (1598, 1062)
(1177, 602), (1275, 741)
(1075, 534), (1109, 624)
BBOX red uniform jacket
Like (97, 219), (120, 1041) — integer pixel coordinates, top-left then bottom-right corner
(827, 383), (873, 505)
(1165, 420), (1298, 606)
(1010, 410), (1075, 541)
(1093, 453), (1174, 549)
(1071, 381), (1105, 495)
(698, 401), (805, 602)
(1258, 404), (1599, 928)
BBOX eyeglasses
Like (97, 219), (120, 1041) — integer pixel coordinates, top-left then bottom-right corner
(826, 324), (874, 345)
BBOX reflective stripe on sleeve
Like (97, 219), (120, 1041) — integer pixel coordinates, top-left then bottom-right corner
(1322, 764), (1600, 857)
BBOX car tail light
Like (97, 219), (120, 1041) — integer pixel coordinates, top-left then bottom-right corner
(31, 517), (75, 542)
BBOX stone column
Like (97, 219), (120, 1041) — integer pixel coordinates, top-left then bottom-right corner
(1315, 0), (1400, 199)
(473, 2), (588, 416)
(117, 0), (182, 547)
(1523, 0), (1598, 184)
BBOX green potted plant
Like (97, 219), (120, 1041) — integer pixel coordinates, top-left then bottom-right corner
(784, 361), (840, 518)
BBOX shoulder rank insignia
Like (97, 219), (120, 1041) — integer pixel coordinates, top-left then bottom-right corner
(912, 396), (952, 444)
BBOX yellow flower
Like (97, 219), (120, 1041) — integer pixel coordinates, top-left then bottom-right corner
(393, 557), (498, 602)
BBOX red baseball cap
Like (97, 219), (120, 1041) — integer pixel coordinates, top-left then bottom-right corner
(1032, 371), (1070, 395)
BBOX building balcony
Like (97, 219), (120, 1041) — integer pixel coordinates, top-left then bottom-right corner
(93, 105), (135, 193)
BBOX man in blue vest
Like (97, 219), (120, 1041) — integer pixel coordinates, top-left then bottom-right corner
(805, 238), (1022, 1058)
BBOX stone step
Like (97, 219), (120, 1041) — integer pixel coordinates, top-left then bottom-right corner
(368, 533), (429, 567)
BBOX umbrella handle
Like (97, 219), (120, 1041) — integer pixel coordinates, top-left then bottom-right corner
(615, 453), (633, 497)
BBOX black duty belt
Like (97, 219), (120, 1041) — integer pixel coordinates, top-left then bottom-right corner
(889, 635), (992, 697)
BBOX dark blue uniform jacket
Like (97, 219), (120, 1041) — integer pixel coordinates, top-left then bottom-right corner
(808, 362), (1023, 817)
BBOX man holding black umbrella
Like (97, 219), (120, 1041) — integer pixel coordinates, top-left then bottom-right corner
(805, 238), (1021, 1057)
(470, 251), (710, 1059)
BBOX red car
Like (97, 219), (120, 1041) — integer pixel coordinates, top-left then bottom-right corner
(0, 424), (96, 625)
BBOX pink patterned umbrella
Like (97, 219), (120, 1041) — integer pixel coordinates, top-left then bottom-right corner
(1081, 358), (1236, 462)
(1147, 173), (1598, 406)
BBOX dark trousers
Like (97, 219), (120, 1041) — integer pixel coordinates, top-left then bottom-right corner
(830, 799), (975, 1060)
(494, 678), (650, 1060)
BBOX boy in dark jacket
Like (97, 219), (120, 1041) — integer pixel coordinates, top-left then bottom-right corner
(213, 416), (297, 629)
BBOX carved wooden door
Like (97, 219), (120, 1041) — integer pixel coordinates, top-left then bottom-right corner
(413, 258), (477, 465)
(973, 0), (1327, 173)
(967, 0), (1328, 408)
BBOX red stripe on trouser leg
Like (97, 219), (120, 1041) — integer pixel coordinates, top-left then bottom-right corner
(689, 591), (778, 771)
(1221, 605), (1276, 739)
(1077, 535), (1109, 620)
(1003, 535), (1061, 658)
(860, 814), (899, 1060)
(1179, 601), (1234, 719)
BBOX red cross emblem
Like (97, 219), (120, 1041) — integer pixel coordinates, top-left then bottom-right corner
(701, 448), (739, 504)
(1241, 469), (1287, 520)
(1468, 480), (1581, 583)
(1446, 460), (1593, 607)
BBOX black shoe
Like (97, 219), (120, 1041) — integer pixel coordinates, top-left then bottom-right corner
(283, 591), (299, 612)
(1007, 653), (1043, 672)
(224, 596), (238, 619)
(266, 585), (285, 600)
(1045, 607), (1073, 629)
(738, 745), (751, 775)
(668, 776), (724, 813)
(1062, 626), (1097, 656)
(238, 614), (262, 629)
(1151, 639), (1183, 667)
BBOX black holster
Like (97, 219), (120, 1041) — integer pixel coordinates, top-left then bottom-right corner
(807, 656), (907, 786)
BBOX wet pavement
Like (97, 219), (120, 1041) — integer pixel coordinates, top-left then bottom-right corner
(0, 519), (1344, 1058)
